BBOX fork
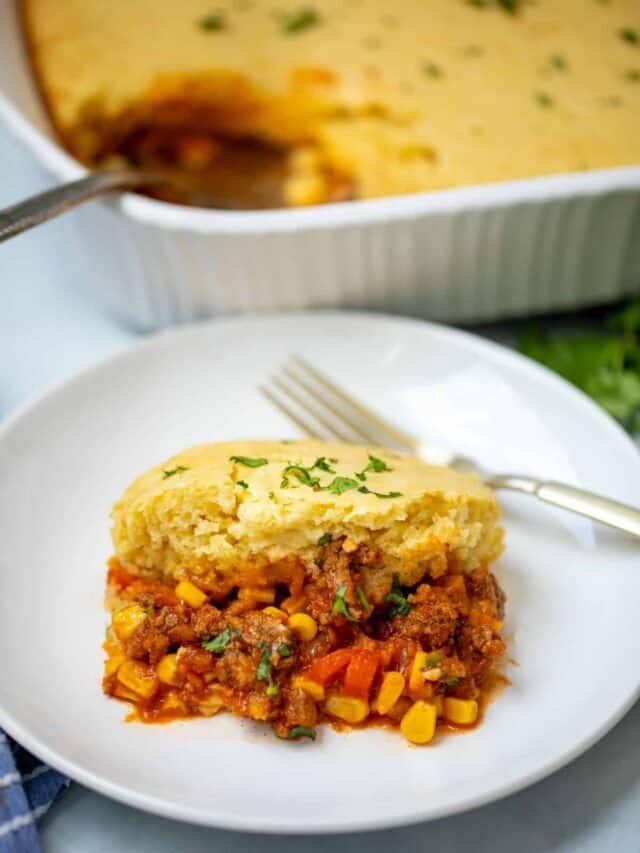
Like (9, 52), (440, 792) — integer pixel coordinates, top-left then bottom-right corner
(260, 355), (640, 539)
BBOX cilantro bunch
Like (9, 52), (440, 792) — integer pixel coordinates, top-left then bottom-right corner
(519, 302), (640, 435)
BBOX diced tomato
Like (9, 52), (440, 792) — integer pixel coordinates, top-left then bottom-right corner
(342, 650), (380, 700)
(107, 559), (135, 589)
(306, 649), (354, 686)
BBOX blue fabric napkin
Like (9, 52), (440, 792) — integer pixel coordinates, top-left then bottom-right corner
(0, 730), (69, 853)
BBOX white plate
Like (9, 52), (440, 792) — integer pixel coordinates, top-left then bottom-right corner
(0, 312), (639, 834)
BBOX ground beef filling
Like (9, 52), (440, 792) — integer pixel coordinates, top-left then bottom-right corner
(103, 539), (507, 741)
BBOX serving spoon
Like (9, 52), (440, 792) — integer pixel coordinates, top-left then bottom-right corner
(0, 169), (167, 243)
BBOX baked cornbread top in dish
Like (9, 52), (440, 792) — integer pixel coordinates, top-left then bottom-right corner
(111, 440), (503, 598)
(22, 0), (640, 208)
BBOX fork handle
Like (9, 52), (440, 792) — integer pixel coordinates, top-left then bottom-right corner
(488, 475), (640, 539)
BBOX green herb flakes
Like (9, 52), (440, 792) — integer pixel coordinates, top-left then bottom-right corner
(550, 53), (568, 71)
(383, 575), (413, 618)
(236, 480), (249, 489)
(198, 12), (226, 30)
(358, 486), (403, 499)
(229, 455), (269, 467)
(287, 726), (317, 740)
(162, 465), (189, 479)
(619, 28), (639, 45)
(534, 91), (554, 108)
(332, 585), (359, 622)
(356, 586), (371, 612)
(266, 682), (279, 697)
(280, 7), (319, 34)
(256, 646), (272, 681)
(425, 653), (441, 668)
(355, 454), (393, 481)
(202, 627), (237, 653)
(317, 533), (333, 547)
(325, 476), (360, 496)
(445, 677), (461, 687)
(278, 642), (294, 659)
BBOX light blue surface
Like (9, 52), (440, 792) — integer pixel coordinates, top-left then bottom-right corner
(2, 128), (639, 853)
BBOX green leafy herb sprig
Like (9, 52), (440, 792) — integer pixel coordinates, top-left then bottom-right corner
(519, 301), (640, 434)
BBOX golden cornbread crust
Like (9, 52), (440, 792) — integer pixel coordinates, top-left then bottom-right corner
(111, 440), (503, 600)
(22, 0), (640, 206)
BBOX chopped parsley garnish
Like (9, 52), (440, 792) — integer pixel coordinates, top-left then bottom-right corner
(236, 480), (249, 489)
(468, 0), (518, 13)
(287, 726), (317, 740)
(332, 585), (359, 622)
(202, 627), (237, 653)
(277, 642), (294, 659)
(534, 91), (554, 108)
(383, 575), (413, 618)
(355, 454), (392, 481)
(550, 53), (568, 71)
(358, 486), (403, 499)
(162, 465), (189, 479)
(324, 476), (360, 496)
(425, 653), (441, 668)
(256, 646), (272, 681)
(445, 677), (461, 687)
(229, 455), (269, 468)
(280, 7), (319, 34)
(356, 586), (371, 612)
(281, 464), (321, 489)
(519, 301), (640, 434)
(422, 62), (443, 78)
(317, 533), (333, 547)
(266, 682), (279, 697)
(620, 28), (639, 46)
(198, 12), (226, 30)
(313, 456), (337, 473)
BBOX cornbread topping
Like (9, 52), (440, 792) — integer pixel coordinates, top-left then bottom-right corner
(22, 1), (640, 208)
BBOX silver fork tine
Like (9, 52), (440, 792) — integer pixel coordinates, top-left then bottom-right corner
(269, 377), (354, 443)
(258, 385), (324, 440)
(282, 365), (378, 446)
(291, 355), (419, 453)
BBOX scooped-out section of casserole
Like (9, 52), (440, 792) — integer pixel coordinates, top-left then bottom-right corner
(22, 0), (640, 209)
(103, 440), (508, 744)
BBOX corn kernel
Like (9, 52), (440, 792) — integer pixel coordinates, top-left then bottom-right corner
(161, 693), (189, 715)
(400, 700), (437, 745)
(325, 694), (369, 724)
(117, 660), (159, 699)
(247, 693), (270, 721)
(175, 580), (208, 609)
(293, 676), (325, 702)
(424, 667), (442, 682)
(288, 613), (318, 642)
(114, 684), (140, 703)
(103, 653), (126, 678)
(409, 651), (428, 692)
(238, 587), (275, 605)
(263, 606), (288, 621)
(112, 604), (147, 642)
(434, 694), (444, 717)
(156, 653), (179, 686)
(443, 697), (478, 726)
(375, 672), (406, 716)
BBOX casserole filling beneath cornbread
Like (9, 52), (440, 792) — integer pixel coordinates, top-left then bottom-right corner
(104, 441), (508, 743)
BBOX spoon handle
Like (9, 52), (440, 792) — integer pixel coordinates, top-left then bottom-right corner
(0, 170), (153, 243)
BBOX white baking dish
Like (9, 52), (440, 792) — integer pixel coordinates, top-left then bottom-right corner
(2, 0), (640, 329)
